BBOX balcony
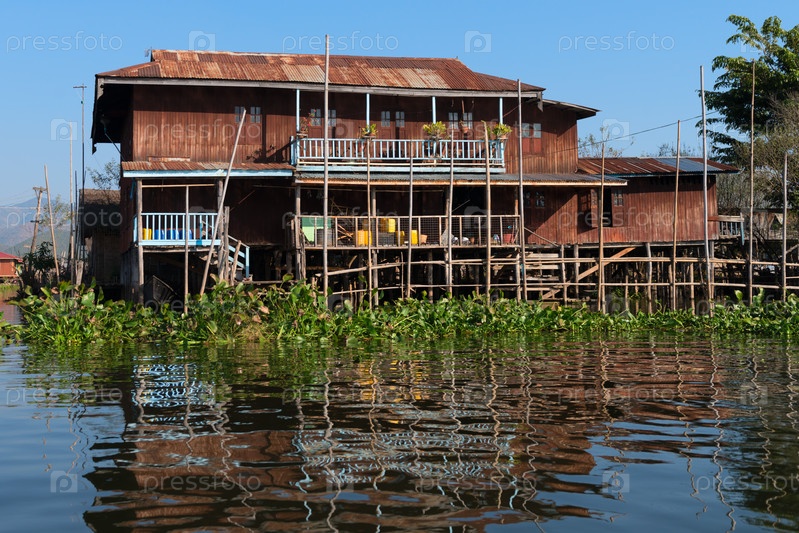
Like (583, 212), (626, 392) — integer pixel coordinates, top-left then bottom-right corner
(293, 214), (521, 249)
(133, 212), (249, 276)
(291, 137), (506, 171)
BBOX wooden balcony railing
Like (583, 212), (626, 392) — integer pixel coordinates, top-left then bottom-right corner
(293, 214), (521, 249)
(291, 137), (506, 169)
(133, 212), (249, 276)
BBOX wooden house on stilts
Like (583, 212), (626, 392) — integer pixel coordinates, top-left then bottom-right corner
(91, 50), (740, 308)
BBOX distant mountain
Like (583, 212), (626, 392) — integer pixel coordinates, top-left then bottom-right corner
(0, 197), (72, 257)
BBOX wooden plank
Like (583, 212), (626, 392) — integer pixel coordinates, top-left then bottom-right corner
(538, 246), (635, 300)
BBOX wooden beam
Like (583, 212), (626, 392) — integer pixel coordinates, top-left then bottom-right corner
(539, 246), (635, 301)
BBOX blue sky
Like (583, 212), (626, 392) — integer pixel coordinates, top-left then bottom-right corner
(1, 0), (795, 203)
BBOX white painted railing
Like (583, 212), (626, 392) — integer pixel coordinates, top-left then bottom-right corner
(134, 212), (217, 243)
(293, 137), (506, 168)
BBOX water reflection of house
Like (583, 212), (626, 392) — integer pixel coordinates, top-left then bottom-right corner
(82, 350), (752, 530)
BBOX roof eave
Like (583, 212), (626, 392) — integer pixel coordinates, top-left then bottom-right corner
(96, 75), (543, 99)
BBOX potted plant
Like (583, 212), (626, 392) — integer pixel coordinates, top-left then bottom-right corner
(360, 123), (378, 138)
(297, 115), (311, 138)
(422, 121), (448, 140)
(490, 123), (513, 140)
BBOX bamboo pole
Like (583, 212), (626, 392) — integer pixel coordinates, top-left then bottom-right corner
(747, 60), (755, 304)
(184, 185), (189, 305)
(446, 148), (454, 296)
(68, 124), (75, 284)
(199, 109), (245, 295)
(783, 151), (789, 302)
(671, 121), (682, 310)
(700, 66), (713, 312)
(646, 242), (653, 314)
(483, 122), (492, 295)
(598, 145), (605, 312)
(366, 134), (373, 308)
(29, 187), (44, 265)
(44, 166), (60, 281)
(406, 158), (414, 299)
(323, 35), (330, 297)
(517, 80), (528, 301)
(136, 179), (144, 302)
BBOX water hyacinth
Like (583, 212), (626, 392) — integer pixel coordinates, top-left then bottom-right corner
(11, 280), (799, 347)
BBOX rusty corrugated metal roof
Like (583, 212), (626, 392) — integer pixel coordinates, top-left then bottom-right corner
(121, 161), (294, 172)
(577, 157), (738, 176)
(296, 172), (626, 187)
(98, 49), (544, 93)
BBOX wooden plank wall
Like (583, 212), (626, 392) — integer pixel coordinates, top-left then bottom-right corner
(130, 86), (581, 175)
(526, 175), (719, 246)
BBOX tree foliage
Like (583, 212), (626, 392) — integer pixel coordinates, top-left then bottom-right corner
(706, 15), (799, 162)
(87, 160), (120, 190)
(577, 126), (629, 158)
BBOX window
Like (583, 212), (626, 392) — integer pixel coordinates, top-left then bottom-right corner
(535, 192), (545, 208)
(448, 112), (459, 131)
(521, 123), (542, 138)
(521, 122), (543, 155)
(380, 111), (391, 127)
(395, 111), (405, 127)
(461, 112), (473, 130)
(250, 106), (262, 123)
(234, 105), (246, 123)
(601, 189), (624, 227)
(308, 108), (336, 127)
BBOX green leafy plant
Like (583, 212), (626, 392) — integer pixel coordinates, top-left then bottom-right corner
(360, 123), (378, 137)
(422, 121), (448, 139)
(490, 123), (513, 139)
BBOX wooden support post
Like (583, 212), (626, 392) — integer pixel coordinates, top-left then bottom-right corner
(560, 244), (567, 306)
(445, 165), (453, 296)
(294, 185), (303, 279)
(44, 166), (60, 281)
(689, 261), (696, 314)
(646, 242), (653, 313)
(371, 187), (378, 307)
(483, 123), (492, 295)
(136, 178), (144, 304)
(406, 159), (414, 299)
(427, 251), (434, 301)
(366, 136), (373, 308)
(573, 244), (580, 302)
(671, 121), (681, 311)
(517, 80), (529, 301)
(624, 268), (630, 312)
(598, 146), (606, 313)
(184, 185), (189, 305)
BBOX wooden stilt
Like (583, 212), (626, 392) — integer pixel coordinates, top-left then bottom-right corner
(646, 242), (653, 313)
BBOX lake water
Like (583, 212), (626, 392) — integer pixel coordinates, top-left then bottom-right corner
(1, 335), (797, 532)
